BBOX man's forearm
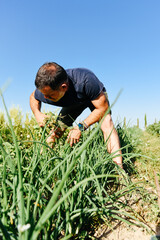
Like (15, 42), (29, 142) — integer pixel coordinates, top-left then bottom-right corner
(82, 92), (109, 129)
(30, 91), (41, 116)
(30, 91), (48, 127)
(83, 108), (107, 128)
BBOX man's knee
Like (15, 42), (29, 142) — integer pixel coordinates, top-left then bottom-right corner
(100, 114), (114, 133)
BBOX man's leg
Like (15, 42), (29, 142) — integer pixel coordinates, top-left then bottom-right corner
(101, 113), (123, 167)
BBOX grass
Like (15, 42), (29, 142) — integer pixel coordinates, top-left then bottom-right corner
(119, 123), (160, 230)
(0, 92), (159, 239)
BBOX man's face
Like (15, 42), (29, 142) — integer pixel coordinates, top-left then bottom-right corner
(40, 85), (67, 102)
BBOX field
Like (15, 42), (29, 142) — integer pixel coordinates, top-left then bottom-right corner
(0, 94), (160, 239)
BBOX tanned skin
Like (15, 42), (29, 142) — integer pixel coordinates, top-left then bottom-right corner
(30, 87), (122, 168)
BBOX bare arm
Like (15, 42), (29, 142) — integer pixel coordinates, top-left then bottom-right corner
(84, 91), (109, 126)
(30, 91), (65, 144)
(67, 91), (109, 146)
(30, 91), (47, 127)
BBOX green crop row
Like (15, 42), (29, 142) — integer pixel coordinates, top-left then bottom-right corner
(146, 121), (160, 137)
(0, 92), (154, 239)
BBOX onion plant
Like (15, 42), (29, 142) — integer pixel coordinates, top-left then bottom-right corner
(0, 89), (151, 240)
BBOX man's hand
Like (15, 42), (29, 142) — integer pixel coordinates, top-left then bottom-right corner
(67, 126), (81, 147)
(35, 112), (48, 127)
(46, 127), (64, 144)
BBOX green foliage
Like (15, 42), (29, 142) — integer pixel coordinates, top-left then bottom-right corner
(146, 121), (160, 137)
(0, 105), (154, 239)
(116, 124), (143, 174)
(137, 118), (139, 128)
(144, 114), (147, 128)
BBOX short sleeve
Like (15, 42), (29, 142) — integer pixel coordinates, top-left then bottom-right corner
(84, 72), (105, 100)
(35, 89), (44, 101)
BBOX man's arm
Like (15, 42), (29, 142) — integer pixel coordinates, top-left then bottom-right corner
(30, 91), (65, 144)
(67, 91), (108, 146)
(30, 91), (47, 127)
(83, 91), (109, 127)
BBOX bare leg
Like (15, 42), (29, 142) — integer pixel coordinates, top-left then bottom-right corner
(101, 114), (123, 168)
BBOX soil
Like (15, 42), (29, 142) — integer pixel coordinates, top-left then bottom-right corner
(93, 221), (160, 240)
(97, 223), (160, 240)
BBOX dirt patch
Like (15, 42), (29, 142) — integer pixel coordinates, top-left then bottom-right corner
(94, 222), (160, 240)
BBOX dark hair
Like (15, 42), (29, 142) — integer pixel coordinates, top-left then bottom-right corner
(35, 62), (68, 90)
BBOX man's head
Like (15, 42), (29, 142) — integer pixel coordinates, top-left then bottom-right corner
(35, 62), (68, 90)
(35, 62), (68, 102)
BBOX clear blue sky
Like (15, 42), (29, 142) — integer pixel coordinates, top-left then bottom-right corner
(0, 0), (160, 128)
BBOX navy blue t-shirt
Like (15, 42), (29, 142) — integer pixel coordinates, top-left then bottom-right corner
(34, 68), (106, 107)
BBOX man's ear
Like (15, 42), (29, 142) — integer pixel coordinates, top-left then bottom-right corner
(61, 83), (68, 91)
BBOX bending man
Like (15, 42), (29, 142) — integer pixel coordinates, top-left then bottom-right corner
(30, 62), (122, 167)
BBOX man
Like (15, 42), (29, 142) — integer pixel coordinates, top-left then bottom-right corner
(30, 62), (122, 167)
